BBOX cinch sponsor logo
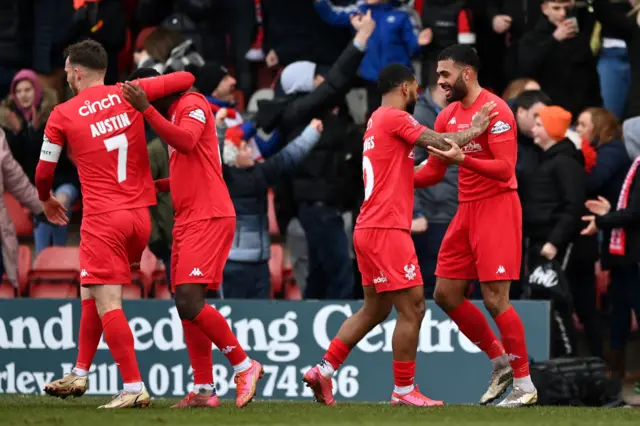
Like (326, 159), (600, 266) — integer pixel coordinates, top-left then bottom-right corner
(78, 94), (122, 116)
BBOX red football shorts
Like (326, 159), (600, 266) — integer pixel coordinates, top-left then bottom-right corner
(436, 190), (522, 282)
(172, 217), (235, 290)
(354, 228), (423, 293)
(80, 208), (151, 286)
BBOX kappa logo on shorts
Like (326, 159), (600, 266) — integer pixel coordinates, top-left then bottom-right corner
(373, 271), (388, 284)
(496, 265), (506, 274)
(404, 264), (416, 280)
(80, 269), (89, 278)
(189, 268), (204, 277)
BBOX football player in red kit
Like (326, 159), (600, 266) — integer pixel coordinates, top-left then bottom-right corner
(303, 63), (497, 406)
(38, 40), (195, 408)
(121, 75), (263, 409)
(414, 44), (537, 407)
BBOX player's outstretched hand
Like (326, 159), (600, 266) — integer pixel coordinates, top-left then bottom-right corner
(581, 215), (598, 236)
(427, 138), (465, 165)
(42, 196), (69, 226)
(310, 119), (323, 132)
(471, 101), (498, 133)
(122, 81), (150, 112)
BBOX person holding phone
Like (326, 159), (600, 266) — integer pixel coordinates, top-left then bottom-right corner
(516, 0), (602, 119)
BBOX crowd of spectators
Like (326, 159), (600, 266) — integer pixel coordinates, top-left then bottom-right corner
(1, 0), (640, 383)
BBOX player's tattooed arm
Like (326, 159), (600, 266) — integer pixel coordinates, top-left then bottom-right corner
(414, 101), (498, 150)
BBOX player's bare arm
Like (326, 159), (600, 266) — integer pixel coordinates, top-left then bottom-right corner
(414, 101), (498, 150)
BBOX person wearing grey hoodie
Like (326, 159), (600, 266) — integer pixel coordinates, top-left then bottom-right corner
(411, 85), (458, 298)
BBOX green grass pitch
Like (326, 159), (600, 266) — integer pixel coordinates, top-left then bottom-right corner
(1, 395), (639, 426)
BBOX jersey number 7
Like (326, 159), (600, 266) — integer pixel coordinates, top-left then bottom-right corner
(104, 134), (129, 183)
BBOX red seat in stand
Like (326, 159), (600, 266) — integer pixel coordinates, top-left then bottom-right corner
(28, 247), (80, 298)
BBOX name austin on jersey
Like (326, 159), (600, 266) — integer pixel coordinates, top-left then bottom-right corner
(79, 94), (132, 138)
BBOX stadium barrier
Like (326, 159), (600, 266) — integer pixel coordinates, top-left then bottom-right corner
(0, 299), (550, 403)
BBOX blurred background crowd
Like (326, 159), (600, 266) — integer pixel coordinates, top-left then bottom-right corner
(1, 0), (640, 388)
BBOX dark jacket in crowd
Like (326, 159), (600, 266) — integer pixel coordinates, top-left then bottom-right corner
(224, 125), (321, 262)
(587, 139), (632, 267)
(262, 0), (352, 67)
(520, 140), (586, 250)
(517, 17), (602, 118)
(594, 0), (640, 118)
(488, 0), (542, 43)
(515, 129), (539, 184)
(413, 89), (458, 224)
(254, 41), (365, 231)
(0, 0), (33, 71)
(596, 161), (640, 266)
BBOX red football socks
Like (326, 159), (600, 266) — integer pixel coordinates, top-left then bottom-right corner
(75, 299), (103, 371)
(101, 309), (142, 383)
(495, 306), (530, 378)
(393, 360), (415, 387)
(324, 338), (351, 370)
(447, 299), (505, 360)
(182, 319), (214, 384)
(193, 304), (248, 366)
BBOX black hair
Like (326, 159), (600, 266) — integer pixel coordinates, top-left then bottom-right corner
(377, 64), (416, 96)
(437, 44), (480, 71)
(513, 90), (552, 110)
(64, 39), (108, 71)
(125, 67), (160, 82)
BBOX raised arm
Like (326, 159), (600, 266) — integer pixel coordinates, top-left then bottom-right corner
(122, 84), (205, 154)
(134, 71), (195, 102)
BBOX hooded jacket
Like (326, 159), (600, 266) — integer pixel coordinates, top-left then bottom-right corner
(314, 0), (421, 82)
(519, 139), (587, 249)
(0, 71), (79, 190)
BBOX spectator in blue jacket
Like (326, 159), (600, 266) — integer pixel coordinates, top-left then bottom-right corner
(314, 0), (431, 115)
(219, 116), (324, 299)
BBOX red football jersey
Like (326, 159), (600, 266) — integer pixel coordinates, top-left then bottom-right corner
(435, 89), (517, 202)
(355, 106), (426, 231)
(165, 92), (234, 224)
(38, 73), (195, 216)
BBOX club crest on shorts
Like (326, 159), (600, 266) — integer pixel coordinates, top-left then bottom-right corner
(404, 264), (416, 280)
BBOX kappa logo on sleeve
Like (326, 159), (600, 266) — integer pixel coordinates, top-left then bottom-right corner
(490, 120), (511, 135)
(188, 109), (207, 124)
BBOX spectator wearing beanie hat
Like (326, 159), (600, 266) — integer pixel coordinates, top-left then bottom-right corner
(195, 62), (280, 160)
(519, 105), (587, 269)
